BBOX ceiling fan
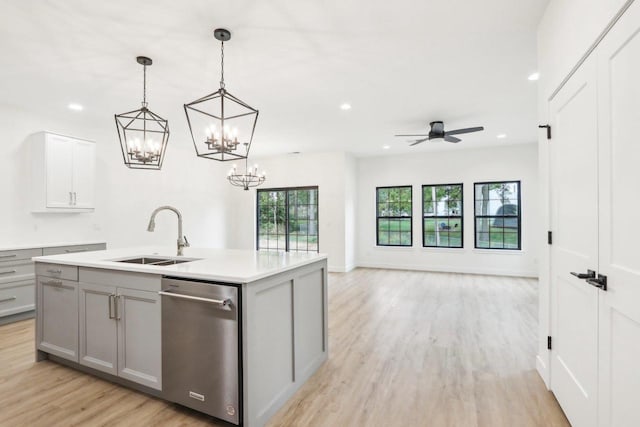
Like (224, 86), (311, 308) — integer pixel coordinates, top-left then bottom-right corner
(395, 121), (485, 145)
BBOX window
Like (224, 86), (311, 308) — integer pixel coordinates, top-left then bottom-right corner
(257, 187), (319, 252)
(474, 181), (521, 250)
(376, 186), (412, 246)
(422, 184), (463, 248)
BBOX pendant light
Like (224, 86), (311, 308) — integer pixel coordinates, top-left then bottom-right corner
(227, 157), (266, 190)
(184, 28), (259, 162)
(115, 56), (170, 170)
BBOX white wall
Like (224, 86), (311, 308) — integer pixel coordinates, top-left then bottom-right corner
(356, 144), (539, 277)
(0, 103), (230, 251)
(225, 151), (355, 272)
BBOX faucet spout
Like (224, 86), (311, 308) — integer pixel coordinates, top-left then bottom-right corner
(147, 206), (189, 256)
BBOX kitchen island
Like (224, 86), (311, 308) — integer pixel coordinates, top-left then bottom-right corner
(33, 247), (328, 427)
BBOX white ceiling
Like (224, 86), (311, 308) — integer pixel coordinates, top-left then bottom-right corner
(0, 0), (547, 157)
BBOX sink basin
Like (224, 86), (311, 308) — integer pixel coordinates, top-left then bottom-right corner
(114, 256), (199, 266)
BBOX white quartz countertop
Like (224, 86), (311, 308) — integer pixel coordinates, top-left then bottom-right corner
(33, 246), (327, 283)
(0, 241), (106, 252)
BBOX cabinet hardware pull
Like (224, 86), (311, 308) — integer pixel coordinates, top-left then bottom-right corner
(65, 248), (87, 253)
(158, 290), (231, 307)
(46, 269), (63, 274)
(0, 296), (17, 303)
(0, 254), (17, 259)
(73, 192), (77, 205)
(108, 294), (115, 319)
(43, 280), (63, 286)
(0, 270), (16, 275)
(69, 192), (73, 205)
(115, 295), (121, 320)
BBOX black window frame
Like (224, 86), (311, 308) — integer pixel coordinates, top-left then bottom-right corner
(376, 185), (413, 247)
(473, 180), (522, 250)
(256, 186), (319, 253)
(421, 183), (464, 248)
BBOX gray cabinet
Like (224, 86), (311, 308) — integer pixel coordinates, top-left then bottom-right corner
(79, 282), (118, 375)
(77, 270), (161, 390)
(0, 243), (105, 325)
(36, 276), (79, 362)
(117, 287), (161, 390)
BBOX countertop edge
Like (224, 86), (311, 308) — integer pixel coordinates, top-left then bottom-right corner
(33, 253), (328, 284)
(1, 241), (107, 252)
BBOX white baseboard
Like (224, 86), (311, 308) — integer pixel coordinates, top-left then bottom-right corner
(353, 261), (538, 278)
(536, 354), (550, 389)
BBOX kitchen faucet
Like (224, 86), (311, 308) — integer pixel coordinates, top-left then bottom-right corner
(147, 206), (190, 256)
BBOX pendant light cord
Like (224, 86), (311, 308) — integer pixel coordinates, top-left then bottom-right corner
(220, 41), (225, 89)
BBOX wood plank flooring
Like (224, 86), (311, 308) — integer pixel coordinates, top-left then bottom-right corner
(0, 268), (569, 427)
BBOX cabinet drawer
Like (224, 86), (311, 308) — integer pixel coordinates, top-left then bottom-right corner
(0, 281), (35, 317)
(36, 263), (78, 281)
(0, 248), (42, 262)
(0, 260), (35, 284)
(43, 243), (106, 256)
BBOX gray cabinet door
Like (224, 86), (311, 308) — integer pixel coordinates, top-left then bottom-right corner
(79, 282), (117, 375)
(116, 287), (161, 390)
(37, 277), (78, 361)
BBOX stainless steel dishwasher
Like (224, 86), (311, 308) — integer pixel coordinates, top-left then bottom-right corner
(160, 277), (241, 425)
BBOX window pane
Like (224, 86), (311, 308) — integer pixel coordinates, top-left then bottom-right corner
(377, 186), (412, 246)
(422, 184), (463, 248)
(476, 231), (490, 248)
(400, 231), (411, 246)
(258, 187), (318, 252)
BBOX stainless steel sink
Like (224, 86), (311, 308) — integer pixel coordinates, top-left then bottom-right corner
(114, 256), (199, 266)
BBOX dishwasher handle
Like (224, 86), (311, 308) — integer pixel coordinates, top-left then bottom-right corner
(159, 290), (232, 308)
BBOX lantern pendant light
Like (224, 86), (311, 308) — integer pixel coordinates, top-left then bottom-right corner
(115, 56), (170, 170)
(184, 28), (259, 162)
(227, 154), (266, 190)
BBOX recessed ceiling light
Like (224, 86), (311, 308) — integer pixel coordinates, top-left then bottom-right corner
(528, 72), (540, 81)
(383, 145), (390, 149)
(497, 134), (507, 139)
(68, 103), (84, 111)
(340, 103), (352, 111)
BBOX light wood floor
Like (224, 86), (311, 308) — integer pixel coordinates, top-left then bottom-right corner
(0, 268), (569, 427)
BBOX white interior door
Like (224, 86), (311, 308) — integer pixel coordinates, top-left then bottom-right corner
(45, 134), (73, 208)
(597, 2), (640, 425)
(549, 56), (600, 427)
(72, 140), (95, 208)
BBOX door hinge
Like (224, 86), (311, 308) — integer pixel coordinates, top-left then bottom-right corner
(539, 124), (552, 140)
(547, 231), (553, 245)
(547, 336), (552, 350)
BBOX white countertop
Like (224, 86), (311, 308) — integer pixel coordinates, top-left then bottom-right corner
(33, 246), (327, 283)
(0, 241), (106, 251)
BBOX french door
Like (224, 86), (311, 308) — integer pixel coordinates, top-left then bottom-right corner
(596, 2), (640, 425)
(549, 1), (640, 426)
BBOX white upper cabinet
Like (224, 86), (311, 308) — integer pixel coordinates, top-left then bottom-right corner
(30, 131), (96, 212)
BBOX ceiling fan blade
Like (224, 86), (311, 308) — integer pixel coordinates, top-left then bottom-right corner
(395, 134), (428, 137)
(444, 135), (461, 143)
(444, 126), (485, 136)
(410, 138), (429, 146)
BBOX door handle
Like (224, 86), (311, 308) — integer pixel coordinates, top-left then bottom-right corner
(586, 274), (607, 291)
(570, 270), (596, 279)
